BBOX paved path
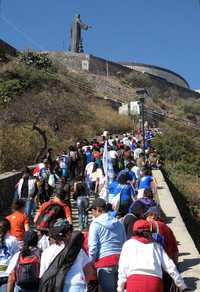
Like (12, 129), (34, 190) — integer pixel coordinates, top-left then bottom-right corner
(153, 170), (200, 291)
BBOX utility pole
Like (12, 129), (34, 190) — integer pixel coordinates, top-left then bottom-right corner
(139, 97), (145, 159)
(136, 88), (148, 162)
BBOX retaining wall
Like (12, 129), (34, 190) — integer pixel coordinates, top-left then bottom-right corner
(0, 171), (21, 216)
(153, 170), (200, 291)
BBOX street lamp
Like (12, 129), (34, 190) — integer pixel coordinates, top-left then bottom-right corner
(136, 88), (148, 161)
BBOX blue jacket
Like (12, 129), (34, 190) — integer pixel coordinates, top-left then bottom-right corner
(88, 212), (126, 261)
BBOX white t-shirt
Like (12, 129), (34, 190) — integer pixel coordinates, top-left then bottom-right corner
(64, 249), (90, 286)
(40, 244), (90, 287)
(0, 234), (19, 277)
(123, 137), (131, 147)
(38, 235), (49, 252)
(91, 168), (105, 186)
(131, 166), (140, 180)
(134, 148), (142, 160)
(108, 139), (113, 146)
(39, 243), (65, 278)
(109, 150), (118, 160)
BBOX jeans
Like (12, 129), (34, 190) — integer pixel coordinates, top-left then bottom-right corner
(24, 198), (35, 223)
(14, 285), (37, 292)
(97, 265), (118, 292)
(77, 197), (89, 230)
(0, 283), (7, 292)
(78, 210), (88, 230)
(63, 283), (87, 292)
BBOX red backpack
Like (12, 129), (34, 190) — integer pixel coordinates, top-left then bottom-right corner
(15, 249), (41, 289)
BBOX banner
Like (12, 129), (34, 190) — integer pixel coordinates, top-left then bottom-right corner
(102, 141), (114, 184)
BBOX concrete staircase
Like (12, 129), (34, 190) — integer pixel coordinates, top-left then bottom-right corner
(70, 192), (95, 230)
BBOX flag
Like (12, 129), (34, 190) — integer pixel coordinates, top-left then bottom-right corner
(33, 163), (44, 177)
(103, 141), (114, 184)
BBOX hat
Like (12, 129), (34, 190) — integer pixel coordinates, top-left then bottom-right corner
(24, 230), (38, 246)
(133, 219), (150, 232)
(88, 198), (107, 211)
(129, 201), (145, 218)
(144, 206), (161, 218)
(49, 219), (73, 240)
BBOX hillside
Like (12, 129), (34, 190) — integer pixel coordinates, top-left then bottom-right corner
(0, 51), (133, 172)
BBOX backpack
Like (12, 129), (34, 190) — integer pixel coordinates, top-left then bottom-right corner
(39, 231), (84, 292)
(150, 223), (165, 247)
(16, 249), (41, 289)
(36, 204), (65, 229)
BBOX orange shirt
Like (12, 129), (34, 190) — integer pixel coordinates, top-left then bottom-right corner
(7, 211), (29, 241)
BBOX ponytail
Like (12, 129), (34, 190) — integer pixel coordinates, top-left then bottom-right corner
(21, 242), (31, 257)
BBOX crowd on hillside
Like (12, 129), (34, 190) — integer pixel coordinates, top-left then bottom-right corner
(0, 129), (190, 292)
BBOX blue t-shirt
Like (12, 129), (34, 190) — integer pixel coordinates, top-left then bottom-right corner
(113, 183), (135, 203)
(108, 180), (119, 203)
(138, 175), (153, 189)
(117, 169), (136, 182)
(85, 150), (93, 164)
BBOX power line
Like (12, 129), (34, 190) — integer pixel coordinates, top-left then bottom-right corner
(0, 15), (45, 50)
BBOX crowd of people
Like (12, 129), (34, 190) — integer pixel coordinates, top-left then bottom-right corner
(0, 129), (191, 292)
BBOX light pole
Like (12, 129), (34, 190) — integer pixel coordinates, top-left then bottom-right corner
(136, 88), (148, 161)
(139, 97), (145, 158)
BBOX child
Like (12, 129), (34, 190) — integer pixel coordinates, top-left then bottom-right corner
(7, 199), (29, 247)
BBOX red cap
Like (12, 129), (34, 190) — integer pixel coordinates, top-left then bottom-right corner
(133, 219), (150, 232)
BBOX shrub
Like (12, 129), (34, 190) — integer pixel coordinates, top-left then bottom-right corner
(0, 79), (31, 105)
(19, 51), (53, 70)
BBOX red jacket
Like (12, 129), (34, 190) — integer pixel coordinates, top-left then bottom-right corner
(151, 220), (178, 261)
(34, 198), (71, 224)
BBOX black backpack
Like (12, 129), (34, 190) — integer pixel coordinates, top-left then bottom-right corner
(39, 231), (84, 292)
(16, 249), (41, 289)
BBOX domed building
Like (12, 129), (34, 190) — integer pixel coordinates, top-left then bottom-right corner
(119, 61), (190, 89)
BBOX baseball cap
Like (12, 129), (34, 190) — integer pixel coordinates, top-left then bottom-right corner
(133, 219), (150, 232)
(88, 198), (107, 211)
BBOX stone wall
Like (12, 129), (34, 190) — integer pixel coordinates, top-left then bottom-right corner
(49, 52), (132, 77)
(49, 52), (200, 101)
(49, 52), (90, 72)
(0, 171), (21, 216)
(89, 55), (131, 76)
(153, 170), (200, 291)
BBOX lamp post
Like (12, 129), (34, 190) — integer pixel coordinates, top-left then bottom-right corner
(139, 97), (145, 158)
(136, 88), (148, 162)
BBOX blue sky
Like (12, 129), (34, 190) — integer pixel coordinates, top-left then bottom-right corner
(0, 0), (200, 88)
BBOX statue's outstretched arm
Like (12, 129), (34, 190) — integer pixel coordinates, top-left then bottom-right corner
(78, 19), (91, 30)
